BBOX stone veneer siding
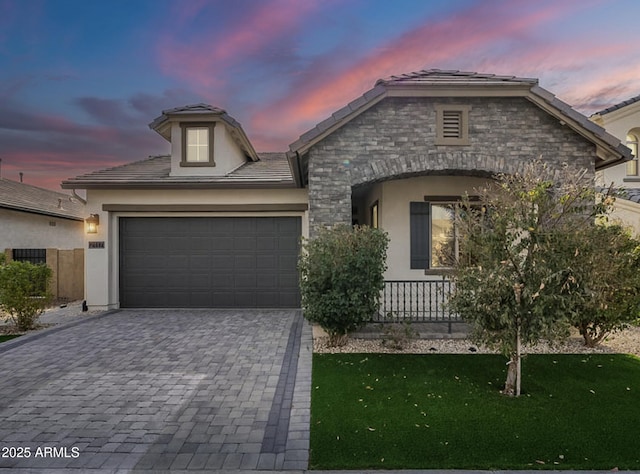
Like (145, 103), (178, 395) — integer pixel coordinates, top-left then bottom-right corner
(308, 96), (596, 235)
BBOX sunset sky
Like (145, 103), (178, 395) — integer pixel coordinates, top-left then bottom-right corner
(1, 0), (639, 190)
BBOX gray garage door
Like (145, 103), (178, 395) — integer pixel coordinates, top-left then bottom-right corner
(119, 217), (301, 308)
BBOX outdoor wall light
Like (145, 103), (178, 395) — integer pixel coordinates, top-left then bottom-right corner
(86, 214), (100, 234)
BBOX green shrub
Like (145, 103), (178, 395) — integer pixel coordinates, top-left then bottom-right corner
(562, 224), (640, 346)
(299, 224), (389, 346)
(0, 260), (52, 331)
(380, 317), (418, 350)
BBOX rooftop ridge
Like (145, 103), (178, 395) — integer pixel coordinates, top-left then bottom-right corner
(593, 94), (640, 116)
(376, 69), (539, 86)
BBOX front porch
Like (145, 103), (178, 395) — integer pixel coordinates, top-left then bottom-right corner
(372, 278), (466, 336)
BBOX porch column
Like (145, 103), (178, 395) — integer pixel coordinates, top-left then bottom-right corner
(307, 148), (352, 237)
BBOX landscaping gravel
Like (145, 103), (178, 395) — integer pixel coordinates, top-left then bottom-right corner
(314, 325), (640, 357)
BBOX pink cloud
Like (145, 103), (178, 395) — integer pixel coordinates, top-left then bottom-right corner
(248, 0), (598, 148)
(556, 61), (640, 114)
(0, 150), (122, 191)
(157, 0), (320, 93)
(0, 100), (169, 190)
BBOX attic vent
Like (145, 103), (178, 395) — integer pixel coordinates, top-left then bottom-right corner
(435, 105), (471, 146)
(442, 111), (462, 138)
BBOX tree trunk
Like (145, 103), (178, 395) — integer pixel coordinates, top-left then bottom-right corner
(516, 323), (522, 396)
(504, 354), (518, 396)
(578, 322), (608, 348)
(503, 348), (521, 397)
(504, 285), (524, 397)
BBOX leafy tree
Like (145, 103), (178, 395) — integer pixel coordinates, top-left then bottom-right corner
(299, 224), (389, 346)
(0, 260), (52, 332)
(449, 161), (620, 397)
(562, 223), (640, 347)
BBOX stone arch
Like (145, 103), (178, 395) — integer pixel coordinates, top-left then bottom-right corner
(348, 152), (527, 187)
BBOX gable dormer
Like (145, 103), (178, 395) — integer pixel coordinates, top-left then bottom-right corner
(149, 104), (258, 177)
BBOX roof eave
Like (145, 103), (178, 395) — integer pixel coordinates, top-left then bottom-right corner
(289, 85), (388, 157)
(525, 86), (633, 170)
(149, 107), (259, 161)
(60, 180), (297, 190)
(0, 203), (84, 221)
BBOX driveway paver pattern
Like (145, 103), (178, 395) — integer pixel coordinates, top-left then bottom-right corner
(0, 309), (311, 471)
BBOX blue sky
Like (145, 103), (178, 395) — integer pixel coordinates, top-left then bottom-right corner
(1, 0), (639, 189)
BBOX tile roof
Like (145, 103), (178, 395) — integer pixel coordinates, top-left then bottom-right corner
(61, 153), (295, 189)
(620, 188), (640, 204)
(149, 103), (258, 161)
(149, 104), (234, 130)
(376, 69), (539, 86)
(0, 178), (85, 220)
(593, 94), (640, 116)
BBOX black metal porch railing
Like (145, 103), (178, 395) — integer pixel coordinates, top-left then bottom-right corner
(375, 279), (460, 323)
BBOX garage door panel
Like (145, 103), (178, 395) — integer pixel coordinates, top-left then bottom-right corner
(189, 275), (211, 289)
(278, 274), (299, 287)
(190, 292), (213, 307)
(210, 274), (233, 289)
(234, 237), (255, 251)
(256, 255), (276, 269)
(189, 257), (212, 270)
(234, 274), (257, 289)
(279, 292), (300, 307)
(210, 255), (234, 270)
(278, 236), (298, 250)
(234, 255), (256, 269)
(190, 237), (212, 251)
(211, 292), (235, 306)
(120, 217), (300, 308)
(211, 237), (234, 250)
(279, 255), (298, 268)
(255, 219), (277, 232)
(255, 293), (279, 307)
(164, 274), (190, 288)
(233, 219), (255, 233)
(166, 256), (189, 268)
(256, 237), (276, 250)
(234, 291), (257, 307)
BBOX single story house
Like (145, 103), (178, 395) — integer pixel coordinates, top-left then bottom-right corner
(0, 177), (86, 301)
(62, 70), (631, 312)
(590, 96), (640, 235)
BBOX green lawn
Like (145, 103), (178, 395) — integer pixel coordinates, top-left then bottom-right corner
(0, 335), (20, 343)
(311, 353), (640, 470)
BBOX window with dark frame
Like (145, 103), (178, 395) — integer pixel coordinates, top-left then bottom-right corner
(181, 123), (215, 166)
(410, 198), (480, 270)
(12, 248), (46, 265)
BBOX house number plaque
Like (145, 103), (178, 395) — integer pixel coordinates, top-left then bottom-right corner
(88, 241), (105, 249)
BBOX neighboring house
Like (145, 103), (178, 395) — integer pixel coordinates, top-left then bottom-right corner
(590, 97), (640, 235)
(0, 177), (86, 301)
(62, 70), (630, 313)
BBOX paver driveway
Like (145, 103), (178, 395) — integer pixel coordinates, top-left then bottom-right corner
(0, 309), (312, 472)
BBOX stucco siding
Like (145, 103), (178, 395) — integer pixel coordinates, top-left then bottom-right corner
(0, 208), (83, 250)
(592, 103), (640, 188)
(610, 198), (640, 237)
